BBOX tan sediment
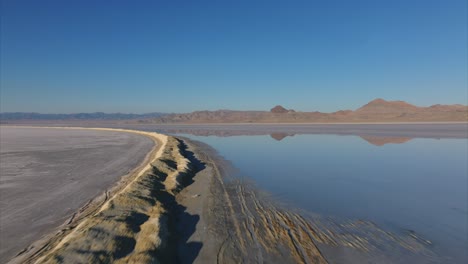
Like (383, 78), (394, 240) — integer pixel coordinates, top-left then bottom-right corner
(205, 173), (329, 264)
(32, 135), (194, 263)
(6, 127), (197, 263)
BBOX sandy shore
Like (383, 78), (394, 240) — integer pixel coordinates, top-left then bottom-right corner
(1, 127), (166, 263)
(0, 127), (156, 263)
(4, 126), (440, 263)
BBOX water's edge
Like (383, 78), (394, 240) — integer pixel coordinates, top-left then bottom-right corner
(6, 126), (462, 263)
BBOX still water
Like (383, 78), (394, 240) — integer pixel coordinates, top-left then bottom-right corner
(168, 129), (467, 263)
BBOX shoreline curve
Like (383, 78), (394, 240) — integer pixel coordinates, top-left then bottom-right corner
(4, 127), (167, 264)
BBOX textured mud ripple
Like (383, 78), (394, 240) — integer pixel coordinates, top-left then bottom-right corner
(199, 144), (441, 264)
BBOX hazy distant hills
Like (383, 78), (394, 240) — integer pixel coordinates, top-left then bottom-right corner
(1, 99), (466, 124)
(150, 99), (467, 123)
(0, 112), (167, 121)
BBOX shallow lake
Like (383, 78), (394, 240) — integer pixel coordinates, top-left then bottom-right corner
(150, 124), (468, 263)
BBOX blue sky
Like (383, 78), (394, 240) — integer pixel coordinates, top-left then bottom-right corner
(1, 0), (466, 113)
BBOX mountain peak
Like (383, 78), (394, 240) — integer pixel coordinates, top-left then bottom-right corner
(270, 105), (289, 113)
(357, 99), (418, 113)
(368, 98), (387, 104)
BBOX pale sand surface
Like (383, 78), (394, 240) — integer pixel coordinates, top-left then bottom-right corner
(0, 127), (155, 263)
(26, 131), (192, 263)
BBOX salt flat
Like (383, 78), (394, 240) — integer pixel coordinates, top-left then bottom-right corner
(0, 127), (154, 262)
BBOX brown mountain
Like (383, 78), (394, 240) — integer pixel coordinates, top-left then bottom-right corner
(270, 105), (289, 113)
(356, 98), (420, 113)
(349, 99), (467, 122)
(428, 104), (467, 111)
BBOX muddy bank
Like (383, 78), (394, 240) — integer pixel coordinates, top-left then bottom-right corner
(183, 139), (440, 264)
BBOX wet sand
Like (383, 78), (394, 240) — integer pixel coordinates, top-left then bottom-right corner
(0, 127), (154, 263)
(177, 139), (440, 264)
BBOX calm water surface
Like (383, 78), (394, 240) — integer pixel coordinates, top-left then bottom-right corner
(173, 132), (467, 262)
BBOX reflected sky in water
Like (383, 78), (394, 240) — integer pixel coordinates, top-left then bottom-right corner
(172, 132), (467, 262)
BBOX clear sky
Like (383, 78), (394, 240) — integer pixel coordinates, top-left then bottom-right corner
(1, 0), (466, 113)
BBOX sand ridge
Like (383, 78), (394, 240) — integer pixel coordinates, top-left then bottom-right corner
(0, 126), (156, 263)
(37, 128), (168, 262)
(3, 127), (172, 263)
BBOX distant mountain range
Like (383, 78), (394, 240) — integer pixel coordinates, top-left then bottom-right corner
(1, 99), (466, 123)
(0, 112), (167, 121)
(149, 99), (467, 123)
